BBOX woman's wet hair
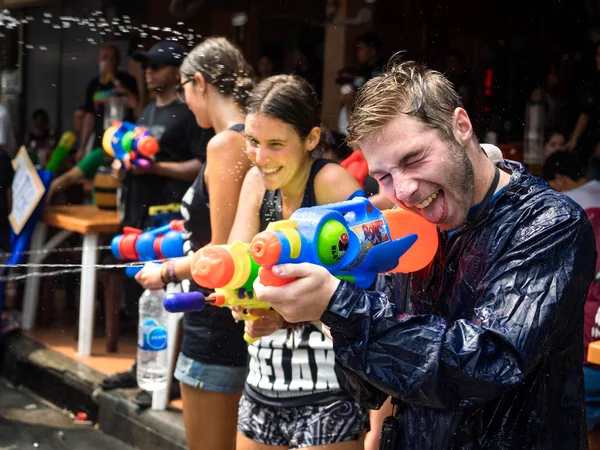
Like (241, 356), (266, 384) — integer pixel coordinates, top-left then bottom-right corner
(181, 36), (254, 109)
(246, 74), (321, 142)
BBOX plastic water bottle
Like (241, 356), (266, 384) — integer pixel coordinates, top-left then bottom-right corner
(137, 288), (169, 391)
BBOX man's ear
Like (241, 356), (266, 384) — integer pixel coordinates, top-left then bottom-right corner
(452, 107), (473, 147)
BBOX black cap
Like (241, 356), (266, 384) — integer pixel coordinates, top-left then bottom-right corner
(133, 41), (187, 67)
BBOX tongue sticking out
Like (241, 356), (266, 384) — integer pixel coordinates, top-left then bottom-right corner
(421, 190), (446, 224)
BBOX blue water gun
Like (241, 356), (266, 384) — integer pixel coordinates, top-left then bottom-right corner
(111, 220), (185, 277)
(249, 195), (439, 289)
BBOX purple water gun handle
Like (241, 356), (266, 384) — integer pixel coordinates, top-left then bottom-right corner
(163, 291), (206, 313)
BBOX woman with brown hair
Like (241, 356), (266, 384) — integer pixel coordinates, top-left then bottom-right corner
(135, 36), (253, 450)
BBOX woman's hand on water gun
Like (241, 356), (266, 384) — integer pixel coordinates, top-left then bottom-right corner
(231, 307), (285, 339)
(135, 262), (166, 289)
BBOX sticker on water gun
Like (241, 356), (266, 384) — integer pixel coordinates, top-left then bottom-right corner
(343, 219), (390, 272)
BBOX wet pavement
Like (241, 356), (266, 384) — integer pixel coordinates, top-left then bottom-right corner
(0, 378), (132, 450)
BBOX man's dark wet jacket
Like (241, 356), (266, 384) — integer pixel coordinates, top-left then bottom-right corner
(321, 160), (597, 449)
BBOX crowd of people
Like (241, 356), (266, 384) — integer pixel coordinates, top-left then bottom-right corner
(1, 29), (600, 450)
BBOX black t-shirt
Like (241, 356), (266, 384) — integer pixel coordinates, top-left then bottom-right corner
(0, 149), (14, 252)
(84, 71), (138, 149)
(121, 100), (212, 229)
(180, 123), (248, 367)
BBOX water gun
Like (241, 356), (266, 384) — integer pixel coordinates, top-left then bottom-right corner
(163, 242), (268, 343)
(163, 196), (439, 341)
(111, 219), (185, 277)
(249, 195), (439, 289)
(102, 121), (159, 170)
(45, 131), (77, 173)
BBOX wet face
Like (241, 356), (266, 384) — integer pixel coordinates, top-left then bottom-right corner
(145, 64), (178, 91)
(362, 114), (474, 231)
(181, 73), (211, 129)
(245, 113), (319, 191)
(544, 133), (566, 158)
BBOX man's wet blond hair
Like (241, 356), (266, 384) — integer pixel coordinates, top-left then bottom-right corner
(347, 54), (464, 147)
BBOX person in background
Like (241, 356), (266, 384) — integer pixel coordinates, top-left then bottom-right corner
(0, 103), (17, 159)
(566, 42), (600, 156)
(530, 65), (565, 136)
(133, 36), (253, 450)
(337, 32), (383, 136)
(543, 129), (566, 160)
(445, 49), (475, 114)
(100, 41), (210, 408)
(542, 151), (600, 444)
(588, 140), (600, 181)
(0, 148), (14, 253)
(45, 145), (107, 203)
(256, 53), (277, 83)
(76, 44), (139, 161)
(24, 109), (56, 166)
(291, 46), (323, 99)
(72, 105), (94, 157)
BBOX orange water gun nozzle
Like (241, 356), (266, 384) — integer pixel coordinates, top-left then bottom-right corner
(251, 232), (283, 267)
(191, 247), (235, 288)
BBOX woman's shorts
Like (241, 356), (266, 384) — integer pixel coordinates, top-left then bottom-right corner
(174, 353), (246, 394)
(237, 394), (369, 449)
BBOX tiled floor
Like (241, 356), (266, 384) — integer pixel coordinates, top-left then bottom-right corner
(23, 326), (183, 410)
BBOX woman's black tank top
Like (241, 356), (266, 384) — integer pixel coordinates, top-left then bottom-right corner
(180, 123), (248, 367)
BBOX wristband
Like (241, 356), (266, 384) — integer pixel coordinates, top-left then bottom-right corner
(160, 264), (170, 285)
(167, 261), (178, 283)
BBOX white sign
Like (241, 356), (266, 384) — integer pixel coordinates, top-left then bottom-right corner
(9, 146), (45, 235)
